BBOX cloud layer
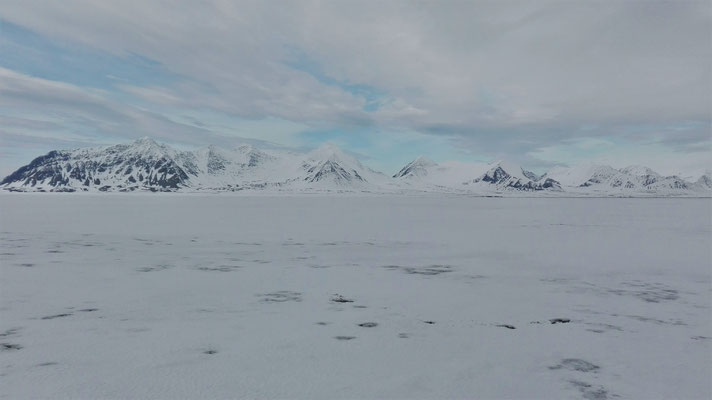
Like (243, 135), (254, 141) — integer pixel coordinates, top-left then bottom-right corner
(1, 0), (710, 175)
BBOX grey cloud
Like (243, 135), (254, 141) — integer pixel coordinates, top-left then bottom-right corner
(0, 116), (64, 131)
(0, 0), (710, 160)
(0, 68), (284, 151)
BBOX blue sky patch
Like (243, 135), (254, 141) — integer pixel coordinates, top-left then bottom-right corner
(0, 19), (179, 90)
(284, 47), (389, 112)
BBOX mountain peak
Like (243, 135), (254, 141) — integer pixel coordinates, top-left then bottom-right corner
(470, 160), (560, 191)
(393, 156), (436, 178)
(486, 160), (529, 181)
(1, 139), (707, 195)
(412, 155), (436, 166)
(126, 137), (174, 159)
(620, 165), (659, 177)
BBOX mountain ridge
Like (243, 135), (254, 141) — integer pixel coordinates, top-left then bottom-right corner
(2, 138), (710, 196)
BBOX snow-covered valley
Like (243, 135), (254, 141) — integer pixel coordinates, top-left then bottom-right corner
(0, 194), (710, 399)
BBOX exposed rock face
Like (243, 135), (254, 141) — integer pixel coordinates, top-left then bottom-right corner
(303, 159), (365, 184)
(469, 162), (562, 191)
(1, 139), (381, 192)
(1, 139), (191, 192)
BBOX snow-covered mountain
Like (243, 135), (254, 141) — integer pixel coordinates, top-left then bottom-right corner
(1, 138), (191, 192)
(392, 158), (561, 192)
(696, 172), (712, 190)
(620, 165), (692, 191)
(393, 156), (437, 179)
(296, 144), (387, 189)
(2, 138), (709, 196)
(1, 138), (387, 193)
(182, 144), (295, 190)
(546, 163), (702, 194)
(465, 161), (562, 191)
(392, 158), (494, 191)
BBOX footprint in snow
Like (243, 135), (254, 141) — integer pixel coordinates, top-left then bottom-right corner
(331, 294), (354, 303)
(549, 358), (600, 373)
(569, 380), (611, 400)
(1, 343), (22, 351)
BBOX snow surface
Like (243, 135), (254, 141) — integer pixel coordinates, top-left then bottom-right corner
(0, 194), (710, 399)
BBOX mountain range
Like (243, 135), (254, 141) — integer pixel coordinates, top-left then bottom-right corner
(2, 137), (710, 196)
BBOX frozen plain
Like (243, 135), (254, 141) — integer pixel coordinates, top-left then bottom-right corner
(0, 194), (710, 399)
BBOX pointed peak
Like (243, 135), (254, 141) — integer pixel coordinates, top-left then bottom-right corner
(480, 160), (541, 183)
(489, 160), (523, 173)
(411, 155), (436, 166)
(126, 137), (175, 158)
(620, 165), (658, 177)
(393, 156), (437, 178)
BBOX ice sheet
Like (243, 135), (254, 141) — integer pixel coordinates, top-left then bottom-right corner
(1, 194), (710, 399)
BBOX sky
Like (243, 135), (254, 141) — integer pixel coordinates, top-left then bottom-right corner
(0, 0), (710, 178)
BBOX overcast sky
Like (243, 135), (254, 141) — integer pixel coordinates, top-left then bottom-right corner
(1, 0), (710, 177)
